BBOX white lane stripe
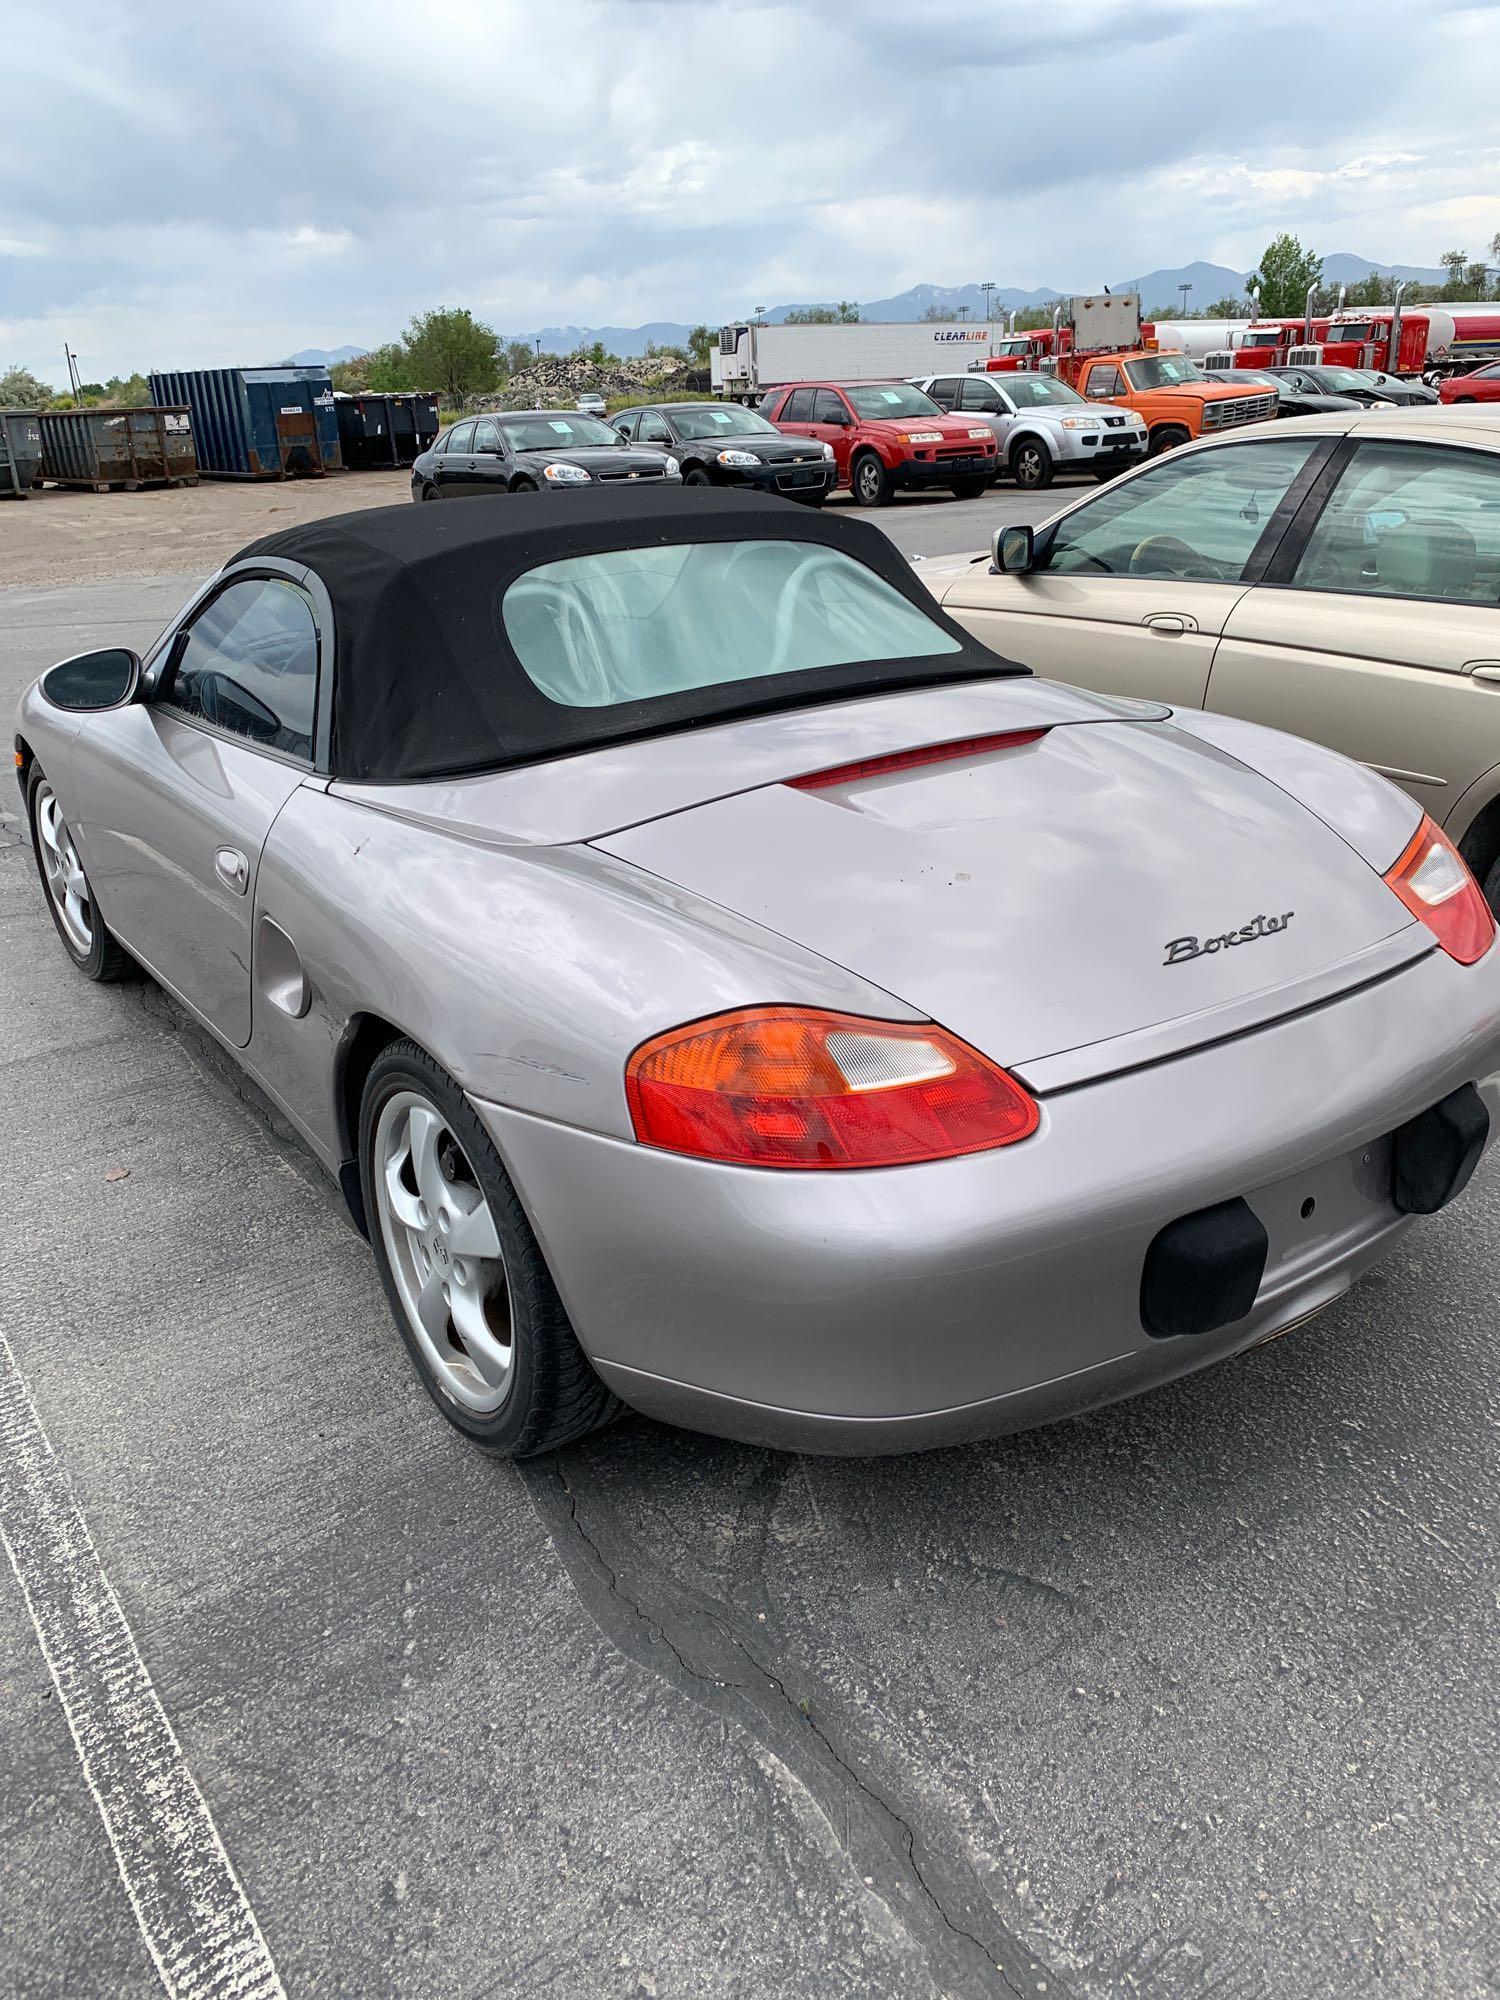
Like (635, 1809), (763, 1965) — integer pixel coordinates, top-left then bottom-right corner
(0, 1333), (285, 2000)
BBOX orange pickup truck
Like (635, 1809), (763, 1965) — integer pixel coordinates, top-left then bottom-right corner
(1058, 350), (1278, 455)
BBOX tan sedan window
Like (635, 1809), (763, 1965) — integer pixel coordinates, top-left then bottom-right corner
(1045, 437), (1323, 581)
(1291, 442), (1500, 605)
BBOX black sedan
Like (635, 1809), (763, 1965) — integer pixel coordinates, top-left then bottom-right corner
(410, 411), (681, 499)
(1224, 369), (1362, 417)
(1264, 365), (1438, 409)
(612, 402), (836, 503)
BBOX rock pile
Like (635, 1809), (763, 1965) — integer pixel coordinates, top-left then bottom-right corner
(468, 348), (693, 412)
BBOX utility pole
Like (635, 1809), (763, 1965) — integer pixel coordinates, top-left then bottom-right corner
(980, 280), (996, 321)
(63, 343), (82, 397)
(956, 303), (970, 321)
(1177, 282), (1192, 318)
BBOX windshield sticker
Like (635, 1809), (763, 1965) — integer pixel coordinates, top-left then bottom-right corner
(879, 390), (902, 403)
(549, 420), (572, 433)
(709, 411), (732, 423)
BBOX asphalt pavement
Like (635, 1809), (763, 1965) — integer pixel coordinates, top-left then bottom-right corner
(1, 487), (1497, 2000)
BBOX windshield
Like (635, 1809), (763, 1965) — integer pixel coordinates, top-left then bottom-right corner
(670, 405), (781, 440)
(501, 540), (959, 707)
(847, 384), (943, 420)
(500, 414), (622, 451)
(1315, 368), (1381, 392)
(1124, 355), (1206, 389)
(1003, 377), (1085, 409)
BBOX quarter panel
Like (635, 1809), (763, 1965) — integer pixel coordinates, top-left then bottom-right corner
(248, 786), (922, 1157)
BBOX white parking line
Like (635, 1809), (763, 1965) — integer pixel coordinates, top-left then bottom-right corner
(0, 1333), (284, 2000)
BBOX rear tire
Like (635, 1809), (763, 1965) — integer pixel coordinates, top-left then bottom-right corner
(950, 477), (988, 500)
(1009, 439), (1053, 490)
(851, 452), (894, 507)
(360, 1039), (621, 1457)
(26, 767), (132, 983)
(1148, 426), (1191, 457)
(417, 482), (437, 501)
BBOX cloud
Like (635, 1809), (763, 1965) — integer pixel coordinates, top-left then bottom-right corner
(1, 0), (1497, 384)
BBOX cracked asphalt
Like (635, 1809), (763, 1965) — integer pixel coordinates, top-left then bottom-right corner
(1, 522), (1497, 1999)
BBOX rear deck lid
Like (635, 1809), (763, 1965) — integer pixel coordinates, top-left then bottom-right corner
(595, 716), (1426, 1086)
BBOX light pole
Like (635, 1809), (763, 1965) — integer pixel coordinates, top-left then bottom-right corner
(956, 303), (970, 321)
(753, 305), (767, 326)
(980, 280), (997, 321)
(1178, 281), (1192, 318)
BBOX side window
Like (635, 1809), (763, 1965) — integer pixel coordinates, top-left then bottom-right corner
(1290, 442), (1500, 604)
(1084, 365), (1122, 400)
(926, 378), (958, 409)
(162, 578), (319, 761)
(781, 388), (816, 422)
(613, 411), (639, 440)
(447, 420), (475, 454)
(812, 389), (849, 424)
(959, 377), (1001, 412)
(1045, 437), (1325, 581)
(472, 419), (501, 453)
(638, 412), (673, 445)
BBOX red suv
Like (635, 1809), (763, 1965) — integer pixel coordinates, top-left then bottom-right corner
(760, 380), (998, 505)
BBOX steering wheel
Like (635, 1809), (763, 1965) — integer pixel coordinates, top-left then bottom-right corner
(1128, 535), (1217, 581)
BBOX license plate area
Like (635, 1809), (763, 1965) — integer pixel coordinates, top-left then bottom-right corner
(1253, 1133), (1396, 1291)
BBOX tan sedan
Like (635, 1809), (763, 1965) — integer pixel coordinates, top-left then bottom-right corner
(922, 407), (1500, 904)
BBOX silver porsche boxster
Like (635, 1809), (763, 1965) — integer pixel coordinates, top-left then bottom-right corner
(15, 491), (1500, 1457)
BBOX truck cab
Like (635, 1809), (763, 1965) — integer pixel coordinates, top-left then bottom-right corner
(1062, 350), (1278, 455)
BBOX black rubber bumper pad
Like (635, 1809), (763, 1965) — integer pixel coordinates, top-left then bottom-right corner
(1140, 1196), (1270, 1340)
(1391, 1083), (1489, 1216)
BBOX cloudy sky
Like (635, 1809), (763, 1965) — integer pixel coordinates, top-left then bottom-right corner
(3, 0), (1498, 386)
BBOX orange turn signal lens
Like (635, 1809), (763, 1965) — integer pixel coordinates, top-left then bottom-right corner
(1383, 815), (1494, 965)
(625, 1007), (1039, 1169)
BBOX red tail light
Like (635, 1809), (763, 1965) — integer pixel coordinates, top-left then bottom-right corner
(1383, 815), (1494, 965)
(625, 1007), (1039, 1169)
(787, 730), (1047, 793)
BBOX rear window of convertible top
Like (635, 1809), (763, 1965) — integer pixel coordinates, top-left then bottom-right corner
(498, 539), (960, 708)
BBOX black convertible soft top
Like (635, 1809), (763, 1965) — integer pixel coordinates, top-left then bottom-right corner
(242, 489), (1024, 784)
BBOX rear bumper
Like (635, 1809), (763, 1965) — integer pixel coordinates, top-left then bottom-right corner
(471, 941), (1500, 1454)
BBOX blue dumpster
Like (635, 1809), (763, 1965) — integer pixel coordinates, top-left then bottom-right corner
(148, 366), (342, 478)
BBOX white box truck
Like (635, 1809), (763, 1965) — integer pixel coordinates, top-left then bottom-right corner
(712, 320), (999, 399)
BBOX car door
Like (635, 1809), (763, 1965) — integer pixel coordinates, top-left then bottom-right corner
(636, 410), (675, 458)
(942, 432), (1334, 705)
(469, 417), (507, 489)
(436, 419), (476, 492)
(70, 571), (321, 1046)
(958, 373), (1012, 450)
(1206, 435), (1500, 828)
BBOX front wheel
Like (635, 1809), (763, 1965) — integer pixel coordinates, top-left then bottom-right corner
(682, 465), (712, 486)
(1009, 439), (1053, 490)
(950, 477), (988, 500)
(27, 768), (131, 982)
(851, 452), (894, 507)
(360, 1040), (620, 1457)
(510, 476), (538, 493)
(1148, 426), (1191, 457)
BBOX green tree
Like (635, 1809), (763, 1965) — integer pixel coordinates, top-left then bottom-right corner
(101, 372), (151, 406)
(920, 304), (950, 322)
(401, 307), (499, 402)
(1012, 303), (1061, 332)
(784, 306), (838, 324)
(0, 363), (54, 406)
(686, 324), (715, 367)
(1253, 234), (1324, 318)
(1202, 295), (1246, 318)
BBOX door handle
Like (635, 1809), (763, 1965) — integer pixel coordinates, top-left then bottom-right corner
(214, 847), (249, 895)
(1143, 613), (1196, 634)
(1467, 663), (1500, 685)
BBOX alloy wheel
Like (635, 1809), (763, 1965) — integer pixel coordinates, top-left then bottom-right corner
(34, 783), (94, 954)
(372, 1090), (513, 1413)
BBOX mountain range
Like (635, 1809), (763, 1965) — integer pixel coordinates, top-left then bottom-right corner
(293, 255), (1454, 365)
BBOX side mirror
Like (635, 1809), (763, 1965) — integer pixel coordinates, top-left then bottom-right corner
(994, 525), (1036, 575)
(40, 648), (141, 712)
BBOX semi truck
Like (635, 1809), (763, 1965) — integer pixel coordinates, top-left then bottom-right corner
(712, 320), (999, 399)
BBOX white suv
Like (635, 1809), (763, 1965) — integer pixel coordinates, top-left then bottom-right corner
(910, 370), (1147, 491)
